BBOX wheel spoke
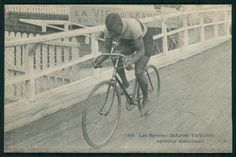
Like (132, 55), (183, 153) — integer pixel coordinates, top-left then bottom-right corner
(91, 116), (106, 141)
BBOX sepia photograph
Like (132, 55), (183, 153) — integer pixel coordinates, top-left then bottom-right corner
(4, 4), (232, 153)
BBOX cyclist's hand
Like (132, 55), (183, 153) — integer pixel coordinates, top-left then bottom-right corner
(125, 60), (133, 71)
(92, 58), (102, 69)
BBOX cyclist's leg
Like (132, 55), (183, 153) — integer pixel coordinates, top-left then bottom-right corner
(136, 28), (155, 114)
(112, 40), (135, 88)
(135, 56), (150, 105)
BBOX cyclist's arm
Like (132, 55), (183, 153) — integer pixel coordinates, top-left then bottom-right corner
(129, 37), (145, 65)
(100, 37), (113, 62)
(104, 37), (113, 53)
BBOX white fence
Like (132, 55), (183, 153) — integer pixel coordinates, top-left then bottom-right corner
(4, 7), (231, 104)
(5, 5), (69, 15)
(5, 31), (99, 103)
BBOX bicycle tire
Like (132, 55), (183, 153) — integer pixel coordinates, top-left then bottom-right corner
(82, 80), (121, 148)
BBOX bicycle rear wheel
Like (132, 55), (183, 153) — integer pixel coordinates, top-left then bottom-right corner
(82, 80), (121, 148)
(142, 65), (160, 115)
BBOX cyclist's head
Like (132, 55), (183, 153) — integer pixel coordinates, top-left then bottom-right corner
(105, 13), (123, 37)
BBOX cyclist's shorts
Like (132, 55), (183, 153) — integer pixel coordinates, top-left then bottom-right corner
(112, 28), (155, 57)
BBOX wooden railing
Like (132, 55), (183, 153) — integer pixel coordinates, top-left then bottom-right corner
(4, 7), (231, 104)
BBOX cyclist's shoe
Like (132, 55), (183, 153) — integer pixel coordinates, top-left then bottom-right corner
(140, 99), (151, 117)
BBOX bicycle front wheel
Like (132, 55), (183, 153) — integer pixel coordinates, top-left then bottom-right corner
(145, 65), (160, 115)
(82, 80), (121, 148)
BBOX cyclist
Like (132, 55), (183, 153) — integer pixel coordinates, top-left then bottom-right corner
(94, 13), (155, 116)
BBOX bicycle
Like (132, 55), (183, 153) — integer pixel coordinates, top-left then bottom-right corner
(82, 53), (160, 148)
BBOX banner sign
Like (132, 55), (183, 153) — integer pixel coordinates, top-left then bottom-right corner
(69, 6), (158, 26)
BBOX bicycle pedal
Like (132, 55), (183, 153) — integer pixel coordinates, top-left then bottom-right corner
(126, 96), (134, 104)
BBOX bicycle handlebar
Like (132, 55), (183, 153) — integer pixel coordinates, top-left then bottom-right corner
(96, 53), (127, 62)
(93, 53), (134, 70)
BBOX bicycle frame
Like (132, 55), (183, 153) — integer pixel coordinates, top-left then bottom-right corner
(97, 56), (135, 115)
(95, 53), (154, 113)
(110, 56), (155, 107)
(111, 57), (136, 105)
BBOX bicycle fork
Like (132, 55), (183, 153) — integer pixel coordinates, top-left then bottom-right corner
(98, 59), (120, 116)
(98, 83), (116, 116)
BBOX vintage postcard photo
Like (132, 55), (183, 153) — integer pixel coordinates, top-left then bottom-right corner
(4, 4), (232, 153)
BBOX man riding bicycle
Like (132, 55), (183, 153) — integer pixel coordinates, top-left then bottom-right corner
(93, 13), (155, 116)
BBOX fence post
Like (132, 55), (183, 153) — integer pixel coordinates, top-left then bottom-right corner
(213, 12), (218, 38)
(162, 18), (168, 53)
(200, 13), (205, 42)
(183, 15), (188, 48)
(64, 23), (69, 31)
(91, 33), (100, 78)
(25, 44), (40, 102)
(224, 10), (230, 36)
(42, 24), (47, 33)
